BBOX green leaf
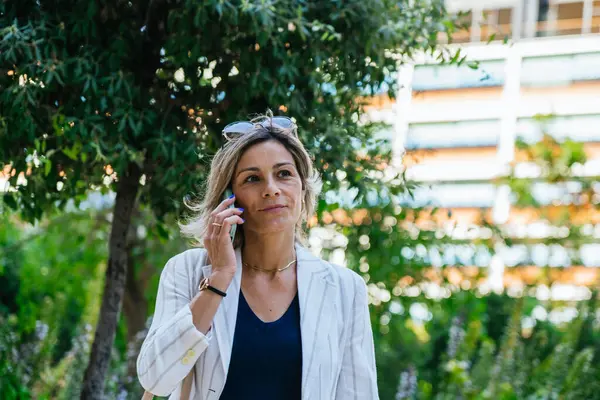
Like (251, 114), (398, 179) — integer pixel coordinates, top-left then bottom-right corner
(44, 159), (52, 176)
(3, 194), (17, 210)
(128, 117), (137, 135)
(62, 140), (83, 161)
(62, 147), (78, 160)
(118, 117), (127, 132)
(156, 223), (169, 240)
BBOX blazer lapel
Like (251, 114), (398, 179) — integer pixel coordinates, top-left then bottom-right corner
(201, 247), (242, 377)
(296, 244), (337, 400)
(202, 244), (337, 400)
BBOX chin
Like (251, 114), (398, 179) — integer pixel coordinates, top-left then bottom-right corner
(251, 219), (297, 235)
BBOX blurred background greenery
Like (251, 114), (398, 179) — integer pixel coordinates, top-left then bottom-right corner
(2, 0), (600, 399)
(2, 158), (599, 400)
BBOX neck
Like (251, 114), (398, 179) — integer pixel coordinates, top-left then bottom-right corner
(242, 230), (296, 272)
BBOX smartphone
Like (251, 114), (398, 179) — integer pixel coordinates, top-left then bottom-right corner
(224, 188), (237, 242)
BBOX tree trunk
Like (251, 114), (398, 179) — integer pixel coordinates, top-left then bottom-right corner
(123, 261), (149, 340)
(80, 162), (142, 400)
(123, 215), (149, 347)
(123, 249), (149, 379)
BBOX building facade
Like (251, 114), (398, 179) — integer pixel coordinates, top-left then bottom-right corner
(373, 0), (600, 297)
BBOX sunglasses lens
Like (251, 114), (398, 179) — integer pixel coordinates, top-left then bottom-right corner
(222, 117), (297, 140)
(222, 122), (254, 140)
(223, 121), (254, 133)
(271, 117), (294, 128)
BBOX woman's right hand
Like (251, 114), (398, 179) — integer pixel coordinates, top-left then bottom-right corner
(203, 195), (244, 276)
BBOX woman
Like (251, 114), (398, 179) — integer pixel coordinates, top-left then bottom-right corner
(137, 113), (379, 400)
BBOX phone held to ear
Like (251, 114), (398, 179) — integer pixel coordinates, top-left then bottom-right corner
(224, 189), (237, 242)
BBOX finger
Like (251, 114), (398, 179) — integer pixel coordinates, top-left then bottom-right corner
(210, 195), (236, 218)
(210, 209), (242, 240)
(213, 207), (244, 225)
(207, 210), (230, 238)
(207, 196), (236, 237)
(206, 217), (219, 239)
(219, 215), (244, 239)
(206, 220), (223, 240)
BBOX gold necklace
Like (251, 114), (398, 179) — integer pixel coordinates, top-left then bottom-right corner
(242, 258), (296, 273)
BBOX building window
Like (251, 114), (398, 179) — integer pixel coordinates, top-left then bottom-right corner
(401, 183), (497, 208)
(537, 1), (585, 36)
(521, 52), (600, 87)
(412, 60), (505, 91)
(517, 114), (600, 143)
(447, 7), (513, 43)
(526, 181), (588, 206)
(538, 0), (550, 23)
(406, 161), (504, 182)
(406, 119), (500, 149)
(593, 0), (600, 33)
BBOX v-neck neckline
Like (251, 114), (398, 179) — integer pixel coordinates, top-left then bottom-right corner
(239, 289), (299, 325)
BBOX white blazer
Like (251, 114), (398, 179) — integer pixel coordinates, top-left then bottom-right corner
(137, 243), (379, 400)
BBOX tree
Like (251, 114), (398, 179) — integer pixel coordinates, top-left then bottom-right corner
(498, 114), (600, 286)
(1, 1), (459, 397)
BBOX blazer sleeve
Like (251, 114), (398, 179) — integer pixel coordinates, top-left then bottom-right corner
(136, 252), (211, 396)
(335, 273), (380, 400)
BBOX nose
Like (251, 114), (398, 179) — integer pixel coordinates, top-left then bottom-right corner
(262, 177), (281, 198)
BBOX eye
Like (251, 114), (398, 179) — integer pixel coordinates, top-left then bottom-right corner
(243, 175), (260, 183)
(278, 170), (292, 178)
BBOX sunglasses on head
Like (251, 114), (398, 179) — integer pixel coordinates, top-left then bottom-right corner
(221, 116), (297, 141)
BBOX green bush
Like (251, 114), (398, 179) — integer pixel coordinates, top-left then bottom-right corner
(393, 295), (600, 400)
(2, 212), (600, 399)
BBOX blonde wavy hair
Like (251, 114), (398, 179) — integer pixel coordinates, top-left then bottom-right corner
(179, 113), (322, 248)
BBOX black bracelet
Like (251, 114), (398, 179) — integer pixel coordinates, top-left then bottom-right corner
(206, 285), (227, 297)
(199, 277), (227, 297)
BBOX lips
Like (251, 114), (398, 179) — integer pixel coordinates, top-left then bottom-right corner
(260, 205), (286, 211)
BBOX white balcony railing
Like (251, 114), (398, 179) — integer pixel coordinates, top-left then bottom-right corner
(405, 119), (501, 149)
(516, 114), (600, 143)
(401, 183), (497, 208)
(412, 59), (506, 91)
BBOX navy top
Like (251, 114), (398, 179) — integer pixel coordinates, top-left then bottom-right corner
(219, 290), (303, 400)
